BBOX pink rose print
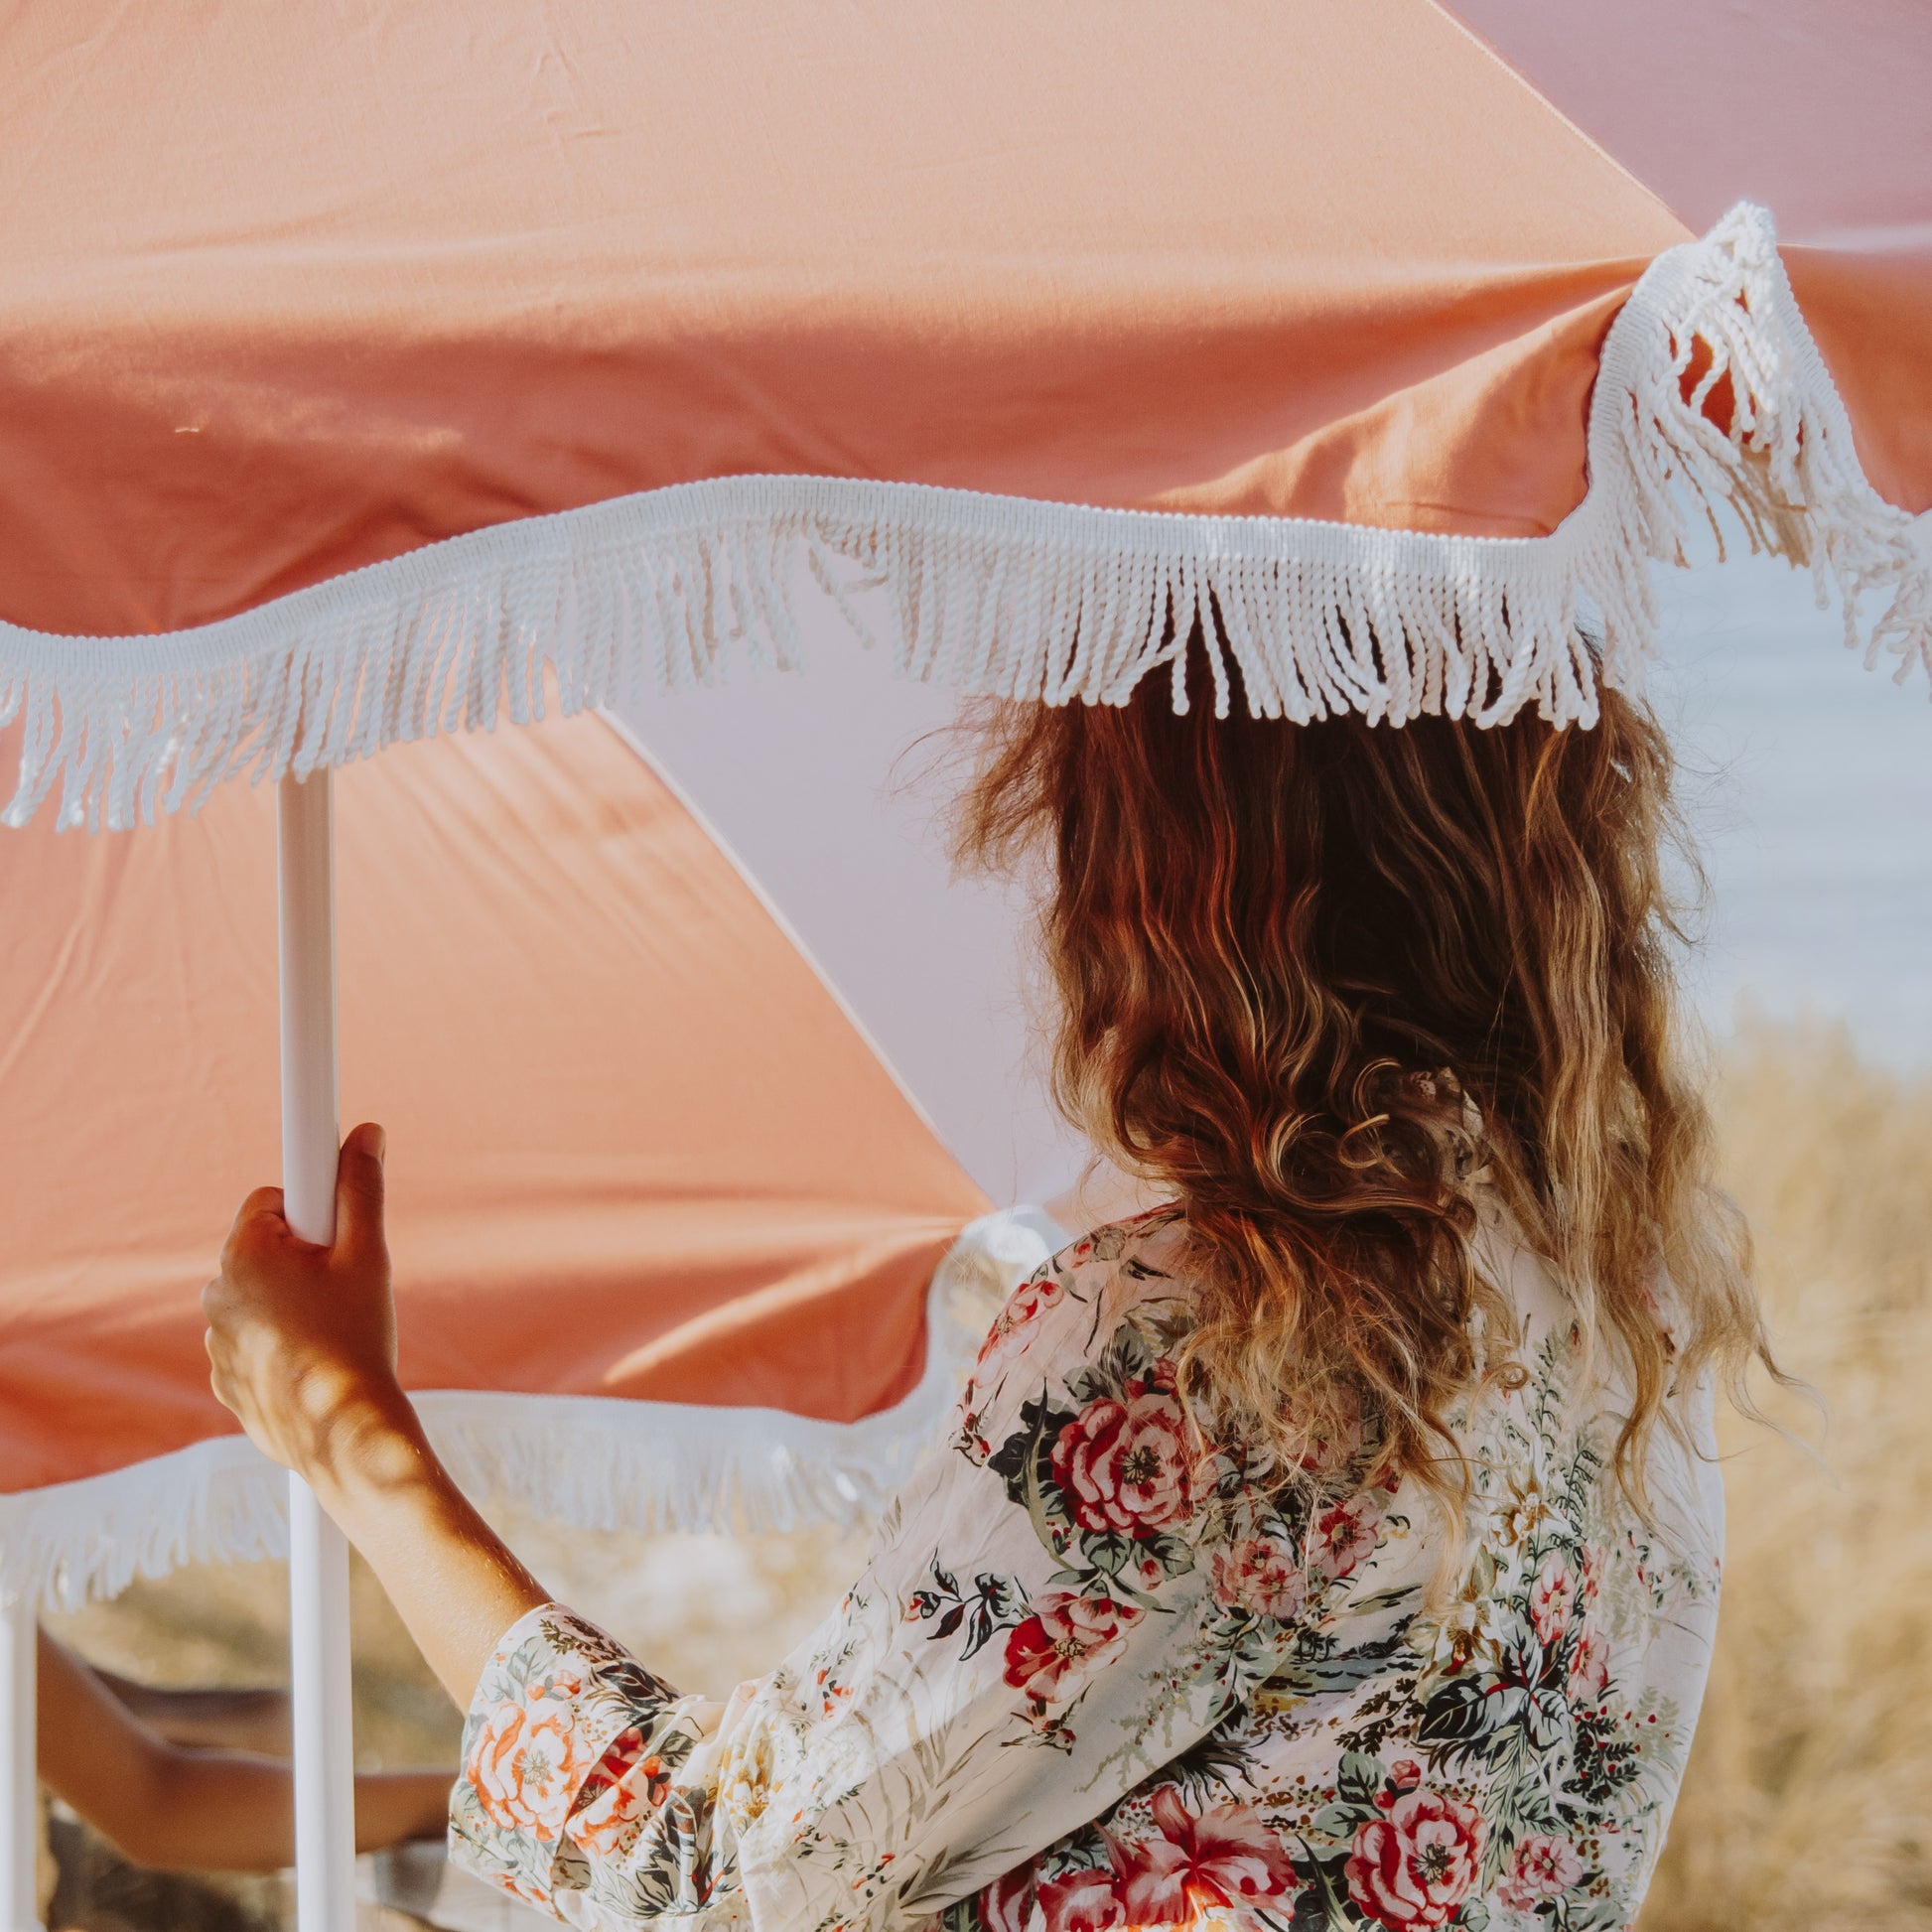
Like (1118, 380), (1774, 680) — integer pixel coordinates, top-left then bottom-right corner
(1568, 1623), (1611, 1705)
(1311, 1493), (1383, 1582)
(1037, 1865), (1126, 1932)
(1210, 1535), (1308, 1622)
(1496, 1835), (1585, 1911)
(465, 1687), (600, 1840)
(1529, 1551), (1573, 1646)
(979, 1861), (1040, 1932)
(1345, 1787), (1487, 1929)
(1115, 1787), (1301, 1921)
(1051, 1380), (1199, 1538)
(565, 1725), (671, 1858)
(1389, 1759), (1423, 1792)
(1003, 1590), (1142, 1705)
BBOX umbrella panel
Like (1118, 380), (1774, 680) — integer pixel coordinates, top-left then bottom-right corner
(0, 708), (987, 1501)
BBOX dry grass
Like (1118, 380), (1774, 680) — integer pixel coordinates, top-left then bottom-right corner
(1640, 1026), (1932, 1931)
(45, 1025), (1932, 1927)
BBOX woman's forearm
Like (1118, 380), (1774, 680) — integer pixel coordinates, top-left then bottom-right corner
(304, 1390), (550, 1709)
(40, 1626), (456, 1872)
(124, 1758), (455, 1872)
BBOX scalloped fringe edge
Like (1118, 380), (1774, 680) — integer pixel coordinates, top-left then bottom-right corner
(1, 204), (1925, 832)
(0, 1211), (1055, 1612)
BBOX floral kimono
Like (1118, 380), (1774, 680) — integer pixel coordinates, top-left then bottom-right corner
(450, 1194), (1723, 1932)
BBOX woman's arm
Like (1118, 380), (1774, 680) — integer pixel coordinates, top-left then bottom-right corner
(36, 1631), (452, 1871)
(201, 1123), (548, 1707)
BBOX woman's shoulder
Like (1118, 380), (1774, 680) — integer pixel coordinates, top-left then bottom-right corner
(952, 1202), (1196, 1461)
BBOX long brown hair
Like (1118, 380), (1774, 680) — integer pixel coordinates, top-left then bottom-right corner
(956, 662), (1772, 1525)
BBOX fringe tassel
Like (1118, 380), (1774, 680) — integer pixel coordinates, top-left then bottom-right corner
(0, 206), (1925, 831)
(0, 1211), (1054, 1612)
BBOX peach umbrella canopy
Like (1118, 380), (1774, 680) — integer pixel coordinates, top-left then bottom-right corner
(0, 706), (998, 1590)
(0, 0), (1924, 745)
(2, 0), (1690, 639)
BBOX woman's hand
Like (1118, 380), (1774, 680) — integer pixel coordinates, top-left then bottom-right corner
(203, 1121), (413, 1491)
(203, 1121), (552, 1707)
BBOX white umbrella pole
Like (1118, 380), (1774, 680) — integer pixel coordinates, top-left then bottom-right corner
(0, 1592), (39, 1932)
(278, 771), (356, 1932)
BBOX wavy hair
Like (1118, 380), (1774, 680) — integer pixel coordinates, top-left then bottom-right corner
(955, 663), (1773, 1527)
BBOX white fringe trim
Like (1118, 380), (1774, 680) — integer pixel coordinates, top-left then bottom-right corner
(0, 1209), (1057, 1612)
(1, 205), (1925, 831)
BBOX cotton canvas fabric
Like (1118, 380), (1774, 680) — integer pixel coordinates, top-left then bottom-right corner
(2, 0), (1928, 1578)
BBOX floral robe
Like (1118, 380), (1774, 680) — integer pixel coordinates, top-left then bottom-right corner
(450, 1195), (1723, 1932)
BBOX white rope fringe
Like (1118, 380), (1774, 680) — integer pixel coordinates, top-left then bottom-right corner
(0, 1211), (1056, 1612)
(0, 205), (1925, 831)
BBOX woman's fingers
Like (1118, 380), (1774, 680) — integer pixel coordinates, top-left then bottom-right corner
(200, 1124), (401, 1478)
(223, 1183), (289, 1249)
(334, 1122), (388, 1265)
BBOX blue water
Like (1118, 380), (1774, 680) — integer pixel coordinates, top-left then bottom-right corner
(1650, 536), (1932, 1069)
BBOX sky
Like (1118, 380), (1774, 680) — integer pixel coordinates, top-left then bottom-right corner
(1649, 532), (1932, 1070)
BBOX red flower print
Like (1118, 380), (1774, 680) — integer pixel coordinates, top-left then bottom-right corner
(1529, 1551), (1573, 1646)
(465, 1687), (599, 1840)
(1037, 1865), (1125, 1932)
(1568, 1622), (1611, 1704)
(1389, 1760), (1423, 1792)
(1345, 1787), (1487, 1928)
(980, 1860), (1040, 1932)
(1003, 1590), (1142, 1705)
(1051, 1384), (1197, 1538)
(565, 1726), (671, 1858)
(1496, 1835), (1585, 1911)
(1114, 1787), (1301, 1922)
(1210, 1535), (1308, 1622)
(1311, 1493), (1383, 1582)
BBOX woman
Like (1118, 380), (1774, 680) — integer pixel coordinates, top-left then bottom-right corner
(203, 681), (1769, 1932)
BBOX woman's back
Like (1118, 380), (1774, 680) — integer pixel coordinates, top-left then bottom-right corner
(945, 1203), (1723, 1932)
(448, 1193), (1722, 1932)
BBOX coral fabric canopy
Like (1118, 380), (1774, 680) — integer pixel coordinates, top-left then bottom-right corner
(0, 0), (1927, 832)
(3, 0), (1932, 1595)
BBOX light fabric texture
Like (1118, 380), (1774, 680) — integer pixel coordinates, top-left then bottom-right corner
(450, 1204), (1723, 1932)
(0, 0), (1684, 641)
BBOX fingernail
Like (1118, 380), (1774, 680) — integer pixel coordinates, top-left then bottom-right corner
(372, 1124), (387, 1164)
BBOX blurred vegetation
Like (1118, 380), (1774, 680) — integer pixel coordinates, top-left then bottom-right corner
(1640, 1027), (1932, 1931)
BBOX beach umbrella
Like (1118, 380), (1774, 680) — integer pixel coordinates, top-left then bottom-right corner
(2, 2), (1928, 1929)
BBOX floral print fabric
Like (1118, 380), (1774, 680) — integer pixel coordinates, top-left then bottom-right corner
(450, 1198), (1723, 1932)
